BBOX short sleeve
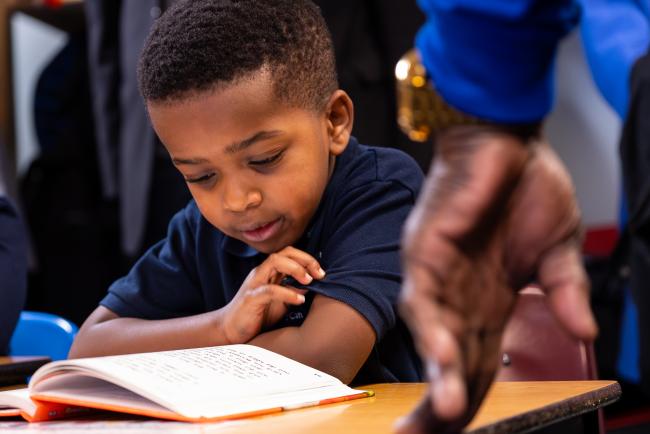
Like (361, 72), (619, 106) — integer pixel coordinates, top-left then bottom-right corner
(307, 178), (419, 340)
(101, 203), (203, 319)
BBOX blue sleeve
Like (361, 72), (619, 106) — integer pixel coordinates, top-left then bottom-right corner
(101, 202), (203, 319)
(579, 0), (650, 118)
(415, 0), (579, 122)
(307, 163), (422, 341)
(0, 197), (27, 354)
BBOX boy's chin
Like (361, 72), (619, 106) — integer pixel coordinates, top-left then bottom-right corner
(243, 235), (299, 255)
(250, 241), (290, 255)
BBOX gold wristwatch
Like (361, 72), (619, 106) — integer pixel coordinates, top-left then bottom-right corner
(395, 49), (484, 142)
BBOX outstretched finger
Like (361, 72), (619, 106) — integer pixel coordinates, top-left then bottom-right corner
(400, 260), (466, 420)
(537, 242), (598, 341)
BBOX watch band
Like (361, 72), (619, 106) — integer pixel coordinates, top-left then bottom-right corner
(395, 49), (485, 142)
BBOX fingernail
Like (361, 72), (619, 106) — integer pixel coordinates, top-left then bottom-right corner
(297, 294), (305, 303)
(318, 268), (326, 277)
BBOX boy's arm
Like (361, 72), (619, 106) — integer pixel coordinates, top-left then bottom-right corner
(69, 306), (230, 358)
(71, 294), (375, 386)
(69, 273), (307, 358)
(251, 173), (425, 384)
(249, 294), (375, 384)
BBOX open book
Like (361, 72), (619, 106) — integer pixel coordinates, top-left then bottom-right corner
(0, 344), (372, 422)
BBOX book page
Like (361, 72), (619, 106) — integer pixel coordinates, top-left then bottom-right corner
(32, 374), (175, 417)
(0, 388), (35, 415)
(190, 384), (366, 418)
(32, 345), (341, 416)
(33, 374), (364, 420)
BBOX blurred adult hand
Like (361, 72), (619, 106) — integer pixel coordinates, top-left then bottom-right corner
(397, 125), (598, 433)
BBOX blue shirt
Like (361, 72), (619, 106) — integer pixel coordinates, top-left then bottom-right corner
(416, 0), (650, 121)
(101, 137), (424, 383)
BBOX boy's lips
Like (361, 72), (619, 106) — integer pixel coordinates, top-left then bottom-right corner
(240, 218), (283, 243)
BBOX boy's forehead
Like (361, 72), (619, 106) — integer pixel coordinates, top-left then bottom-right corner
(146, 72), (322, 156)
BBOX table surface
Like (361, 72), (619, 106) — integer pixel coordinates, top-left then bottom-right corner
(0, 357), (49, 363)
(0, 380), (620, 433)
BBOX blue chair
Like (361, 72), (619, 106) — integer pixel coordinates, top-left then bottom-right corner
(8, 311), (78, 361)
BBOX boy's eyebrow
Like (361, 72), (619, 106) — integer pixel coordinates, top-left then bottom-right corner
(172, 157), (209, 166)
(171, 130), (284, 165)
(224, 130), (283, 154)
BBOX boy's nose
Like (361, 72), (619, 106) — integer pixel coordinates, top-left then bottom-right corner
(222, 182), (262, 213)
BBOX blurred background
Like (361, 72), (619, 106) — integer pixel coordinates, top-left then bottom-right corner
(0, 0), (640, 430)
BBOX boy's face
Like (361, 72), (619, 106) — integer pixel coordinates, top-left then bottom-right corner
(147, 71), (352, 254)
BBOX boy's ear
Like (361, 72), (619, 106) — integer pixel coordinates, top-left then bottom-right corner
(325, 90), (354, 155)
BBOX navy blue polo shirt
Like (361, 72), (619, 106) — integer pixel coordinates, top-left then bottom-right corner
(101, 137), (424, 383)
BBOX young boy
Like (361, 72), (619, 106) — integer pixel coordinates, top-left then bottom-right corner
(70, 0), (423, 385)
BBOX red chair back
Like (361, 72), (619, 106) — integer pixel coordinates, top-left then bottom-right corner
(497, 287), (598, 381)
(496, 287), (602, 433)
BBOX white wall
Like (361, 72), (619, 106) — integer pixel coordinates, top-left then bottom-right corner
(11, 12), (68, 176)
(545, 30), (622, 228)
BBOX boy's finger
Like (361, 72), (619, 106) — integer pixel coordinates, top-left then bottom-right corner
(288, 287), (309, 295)
(278, 246), (326, 279)
(251, 284), (306, 306)
(261, 254), (315, 285)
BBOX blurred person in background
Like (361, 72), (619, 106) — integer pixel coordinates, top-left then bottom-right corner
(0, 133), (27, 354)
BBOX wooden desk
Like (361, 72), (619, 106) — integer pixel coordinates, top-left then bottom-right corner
(0, 381), (620, 433)
(0, 356), (49, 365)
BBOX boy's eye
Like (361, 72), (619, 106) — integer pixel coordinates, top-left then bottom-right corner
(185, 173), (216, 184)
(249, 150), (284, 167)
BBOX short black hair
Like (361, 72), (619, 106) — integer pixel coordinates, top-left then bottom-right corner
(138, 0), (338, 110)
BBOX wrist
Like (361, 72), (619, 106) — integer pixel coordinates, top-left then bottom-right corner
(435, 125), (540, 159)
(210, 308), (236, 346)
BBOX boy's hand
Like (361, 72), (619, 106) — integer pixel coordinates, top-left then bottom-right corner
(397, 125), (597, 433)
(221, 246), (325, 344)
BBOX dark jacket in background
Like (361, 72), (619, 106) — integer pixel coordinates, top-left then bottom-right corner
(0, 198), (27, 355)
(85, 0), (189, 260)
(315, 0), (428, 170)
(620, 51), (650, 396)
(0, 138), (26, 353)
